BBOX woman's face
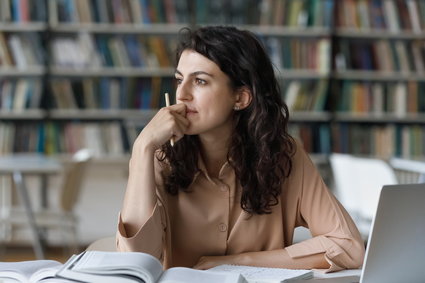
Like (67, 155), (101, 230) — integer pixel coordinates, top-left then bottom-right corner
(175, 49), (237, 137)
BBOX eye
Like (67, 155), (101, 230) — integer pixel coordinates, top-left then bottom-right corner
(195, 78), (207, 85)
(175, 77), (182, 85)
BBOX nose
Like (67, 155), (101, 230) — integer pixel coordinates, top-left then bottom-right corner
(176, 79), (192, 102)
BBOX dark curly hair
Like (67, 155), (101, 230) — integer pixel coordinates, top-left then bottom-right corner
(158, 26), (295, 214)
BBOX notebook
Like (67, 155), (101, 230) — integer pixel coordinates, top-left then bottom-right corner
(311, 183), (425, 283)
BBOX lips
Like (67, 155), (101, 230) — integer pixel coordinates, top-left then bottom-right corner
(186, 108), (197, 114)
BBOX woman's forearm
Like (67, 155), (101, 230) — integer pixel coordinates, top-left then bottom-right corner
(120, 141), (157, 238)
(236, 249), (329, 269)
(194, 249), (329, 270)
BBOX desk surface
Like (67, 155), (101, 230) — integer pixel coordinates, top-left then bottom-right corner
(291, 269), (361, 282)
(0, 154), (62, 174)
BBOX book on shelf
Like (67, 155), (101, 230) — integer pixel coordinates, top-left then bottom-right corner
(51, 0), (188, 24)
(0, 259), (64, 283)
(337, 0), (425, 32)
(337, 81), (425, 115)
(56, 251), (247, 283)
(0, 79), (43, 110)
(3, 0), (40, 22)
(0, 32), (13, 67)
(283, 80), (329, 112)
(289, 124), (331, 154)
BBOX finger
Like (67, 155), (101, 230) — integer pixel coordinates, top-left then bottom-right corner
(169, 121), (187, 143)
(168, 103), (187, 116)
(172, 112), (190, 128)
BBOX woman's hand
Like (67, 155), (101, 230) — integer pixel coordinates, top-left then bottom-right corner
(133, 103), (189, 153)
(193, 255), (240, 270)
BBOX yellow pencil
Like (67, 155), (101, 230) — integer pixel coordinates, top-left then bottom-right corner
(164, 92), (174, 146)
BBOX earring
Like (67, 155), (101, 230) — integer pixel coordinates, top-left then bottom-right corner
(234, 105), (240, 110)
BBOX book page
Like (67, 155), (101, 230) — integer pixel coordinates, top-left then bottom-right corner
(159, 267), (246, 283)
(30, 265), (63, 282)
(0, 260), (62, 282)
(69, 251), (163, 283)
(209, 264), (313, 283)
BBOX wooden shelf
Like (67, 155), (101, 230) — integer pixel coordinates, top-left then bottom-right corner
(0, 66), (46, 77)
(332, 71), (425, 81)
(49, 109), (157, 121)
(277, 69), (329, 80)
(334, 113), (425, 123)
(290, 111), (332, 122)
(0, 110), (46, 119)
(49, 23), (187, 34)
(241, 25), (331, 37)
(0, 22), (47, 32)
(49, 66), (175, 77)
(335, 28), (425, 40)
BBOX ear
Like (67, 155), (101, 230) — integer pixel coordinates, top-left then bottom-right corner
(234, 86), (252, 110)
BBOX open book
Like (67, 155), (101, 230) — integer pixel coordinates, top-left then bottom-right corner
(56, 251), (247, 283)
(209, 264), (313, 283)
(0, 260), (64, 283)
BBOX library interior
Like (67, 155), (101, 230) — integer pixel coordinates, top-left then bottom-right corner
(0, 0), (425, 264)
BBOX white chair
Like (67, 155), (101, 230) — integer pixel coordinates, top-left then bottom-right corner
(5, 149), (92, 254)
(329, 153), (398, 240)
(389, 158), (425, 184)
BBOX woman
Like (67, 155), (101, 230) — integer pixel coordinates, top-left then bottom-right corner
(117, 26), (365, 272)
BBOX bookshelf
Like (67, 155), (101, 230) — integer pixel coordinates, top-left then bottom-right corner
(1, 0), (424, 160)
(332, 0), (425, 159)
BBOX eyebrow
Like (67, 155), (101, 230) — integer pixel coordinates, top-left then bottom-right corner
(174, 70), (214, 78)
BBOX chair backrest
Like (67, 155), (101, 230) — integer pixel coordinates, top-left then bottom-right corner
(389, 158), (425, 184)
(60, 149), (92, 211)
(329, 154), (398, 223)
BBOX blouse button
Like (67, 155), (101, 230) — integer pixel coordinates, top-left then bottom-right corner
(220, 184), (229, 192)
(218, 223), (227, 232)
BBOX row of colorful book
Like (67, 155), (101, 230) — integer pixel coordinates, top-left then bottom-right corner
(51, 33), (176, 69)
(0, 32), (44, 68)
(0, 0), (46, 22)
(50, 0), (334, 27)
(336, 0), (425, 32)
(0, 121), (129, 156)
(49, 77), (174, 110)
(335, 39), (425, 73)
(332, 123), (425, 159)
(336, 81), (425, 114)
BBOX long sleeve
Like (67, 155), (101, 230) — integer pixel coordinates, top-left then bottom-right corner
(116, 202), (165, 258)
(283, 145), (365, 272)
(116, 157), (170, 262)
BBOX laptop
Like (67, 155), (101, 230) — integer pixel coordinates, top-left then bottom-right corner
(359, 183), (425, 283)
(298, 183), (425, 283)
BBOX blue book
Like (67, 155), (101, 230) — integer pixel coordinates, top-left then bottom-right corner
(99, 78), (110, 109)
(322, 0), (334, 28)
(36, 123), (45, 154)
(11, 0), (20, 21)
(96, 37), (113, 67)
(370, 0), (386, 29)
(141, 79), (152, 109)
(140, 0), (151, 24)
(123, 36), (142, 67)
(119, 78), (128, 109)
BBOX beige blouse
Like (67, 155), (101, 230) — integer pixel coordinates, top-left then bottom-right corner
(116, 142), (365, 272)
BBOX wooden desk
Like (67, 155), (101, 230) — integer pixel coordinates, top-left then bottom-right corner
(0, 154), (62, 259)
